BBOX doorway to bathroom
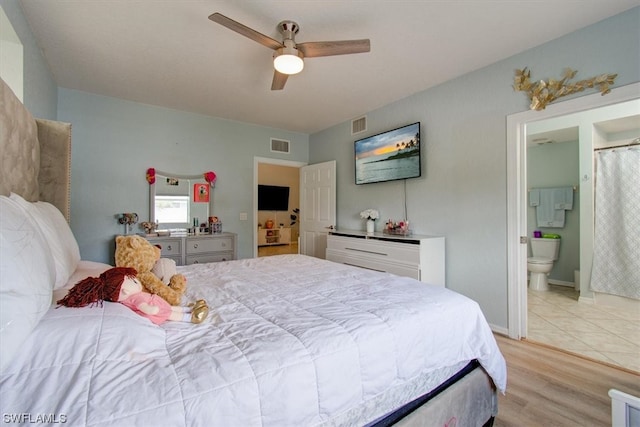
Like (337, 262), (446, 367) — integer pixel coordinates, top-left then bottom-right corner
(507, 83), (640, 372)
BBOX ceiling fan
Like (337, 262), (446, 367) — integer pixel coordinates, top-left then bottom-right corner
(208, 12), (371, 90)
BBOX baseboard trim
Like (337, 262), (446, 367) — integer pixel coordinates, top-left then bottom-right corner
(547, 279), (574, 288)
(490, 324), (509, 336)
(578, 295), (595, 304)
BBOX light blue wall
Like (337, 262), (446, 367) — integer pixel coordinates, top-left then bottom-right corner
(309, 7), (640, 328)
(527, 141), (580, 283)
(0, 0), (57, 119)
(57, 89), (309, 263)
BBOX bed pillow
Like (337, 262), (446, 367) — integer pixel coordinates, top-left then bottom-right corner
(0, 195), (55, 373)
(52, 260), (113, 303)
(9, 193), (80, 289)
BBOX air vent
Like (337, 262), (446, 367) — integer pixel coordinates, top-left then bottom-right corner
(270, 138), (290, 153)
(352, 116), (367, 135)
(532, 137), (554, 145)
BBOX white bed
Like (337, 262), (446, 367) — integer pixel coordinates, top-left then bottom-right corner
(0, 76), (506, 426)
(1, 253), (505, 426)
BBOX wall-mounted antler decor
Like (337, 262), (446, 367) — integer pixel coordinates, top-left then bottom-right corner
(513, 67), (617, 111)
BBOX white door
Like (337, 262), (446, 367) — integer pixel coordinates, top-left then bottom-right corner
(299, 160), (336, 258)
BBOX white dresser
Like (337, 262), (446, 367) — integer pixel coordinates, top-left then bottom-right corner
(144, 232), (237, 266)
(326, 230), (445, 287)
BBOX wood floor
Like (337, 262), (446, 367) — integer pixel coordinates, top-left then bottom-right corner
(494, 334), (640, 426)
(257, 242), (298, 257)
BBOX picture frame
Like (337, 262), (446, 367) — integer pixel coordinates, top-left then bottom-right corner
(193, 183), (210, 203)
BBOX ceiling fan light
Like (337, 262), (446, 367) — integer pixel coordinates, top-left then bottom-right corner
(273, 47), (304, 75)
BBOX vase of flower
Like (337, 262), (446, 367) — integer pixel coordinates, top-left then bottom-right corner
(366, 219), (375, 234)
(360, 208), (379, 234)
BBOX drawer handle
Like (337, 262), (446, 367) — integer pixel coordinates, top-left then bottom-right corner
(344, 262), (385, 273)
(193, 244), (198, 249)
(345, 247), (387, 256)
(221, 242), (226, 247)
(193, 260), (199, 264)
(167, 245), (172, 251)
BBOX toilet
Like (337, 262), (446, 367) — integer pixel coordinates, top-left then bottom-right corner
(527, 237), (561, 291)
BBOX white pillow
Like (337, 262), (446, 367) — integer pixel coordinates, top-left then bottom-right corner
(52, 260), (112, 303)
(0, 195), (55, 373)
(9, 193), (80, 289)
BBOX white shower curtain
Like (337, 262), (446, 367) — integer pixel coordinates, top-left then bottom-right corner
(590, 147), (640, 299)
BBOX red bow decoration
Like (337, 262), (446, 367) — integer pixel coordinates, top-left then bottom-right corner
(204, 171), (217, 185)
(146, 168), (156, 185)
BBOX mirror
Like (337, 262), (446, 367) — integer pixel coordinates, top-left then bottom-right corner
(147, 168), (215, 230)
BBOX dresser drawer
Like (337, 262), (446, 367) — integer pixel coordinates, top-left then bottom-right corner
(137, 233), (237, 266)
(186, 252), (234, 265)
(186, 236), (234, 254)
(326, 249), (420, 280)
(327, 235), (420, 264)
(149, 238), (183, 258)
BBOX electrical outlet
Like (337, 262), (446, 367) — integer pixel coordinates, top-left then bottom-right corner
(239, 212), (248, 221)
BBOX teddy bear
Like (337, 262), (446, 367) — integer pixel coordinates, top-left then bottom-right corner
(152, 257), (180, 285)
(114, 235), (186, 306)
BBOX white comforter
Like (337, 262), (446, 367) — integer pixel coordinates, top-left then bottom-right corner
(0, 255), (506, 426)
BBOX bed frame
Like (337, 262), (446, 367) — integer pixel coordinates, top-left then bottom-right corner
(0, 78), (71, 220)
(0, 76), (497, 426)
(374, 361), (496, 426)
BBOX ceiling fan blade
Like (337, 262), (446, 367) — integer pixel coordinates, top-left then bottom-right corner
(271, 70), (288, 90)
(208, 12), (283, 50)
(297, 39), (370, 58)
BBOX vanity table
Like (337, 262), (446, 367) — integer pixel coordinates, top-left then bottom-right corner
(142, 168), (236, 265)
(145, 233), (237, 266)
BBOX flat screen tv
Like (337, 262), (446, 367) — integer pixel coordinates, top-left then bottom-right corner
(258, 185), (290, 211)
(354, 122), (421, 185)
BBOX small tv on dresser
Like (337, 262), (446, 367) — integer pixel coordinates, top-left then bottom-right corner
(354, 122), (421, 185)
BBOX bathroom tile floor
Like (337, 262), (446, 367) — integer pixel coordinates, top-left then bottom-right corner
(527, 284), (640, 373)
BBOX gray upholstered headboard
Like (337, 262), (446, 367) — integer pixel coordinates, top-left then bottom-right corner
(0, 78), (72, 220)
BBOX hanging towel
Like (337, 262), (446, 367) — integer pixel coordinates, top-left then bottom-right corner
(529, 189), (540, 207)
(533, 186), (574, 228)
(553, 186), (574, 210)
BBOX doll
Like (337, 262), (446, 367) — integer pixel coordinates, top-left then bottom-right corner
(57, 267), (209, 325)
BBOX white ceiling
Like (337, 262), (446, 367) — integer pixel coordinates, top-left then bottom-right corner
(19, 1), (638, 134)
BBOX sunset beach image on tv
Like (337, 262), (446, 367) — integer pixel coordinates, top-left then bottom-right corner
(354, 122), (421, 185)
